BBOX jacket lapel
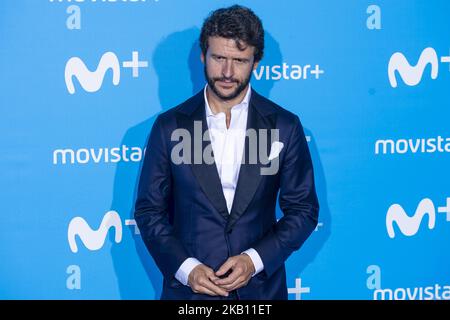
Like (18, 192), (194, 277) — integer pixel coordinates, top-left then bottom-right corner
(175, 91), (229, 221)
(225, 90), (277, 232)
(175, 89), (277, 228)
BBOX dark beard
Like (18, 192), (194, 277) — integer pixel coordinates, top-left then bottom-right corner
(204, 65), (253, 101)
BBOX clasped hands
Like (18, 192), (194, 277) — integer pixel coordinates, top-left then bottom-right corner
(187, 254), (255, 297)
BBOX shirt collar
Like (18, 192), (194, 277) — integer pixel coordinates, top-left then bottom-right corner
(204, 84), (251, 118)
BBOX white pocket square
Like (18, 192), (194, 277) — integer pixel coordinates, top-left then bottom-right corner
(268, 141), (284, 161)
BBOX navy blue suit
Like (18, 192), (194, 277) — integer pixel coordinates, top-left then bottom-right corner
(134, 89), (319, 300)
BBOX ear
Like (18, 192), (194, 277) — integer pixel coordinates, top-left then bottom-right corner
(252, 60), (259, 70)
(200, 52), (205, 64)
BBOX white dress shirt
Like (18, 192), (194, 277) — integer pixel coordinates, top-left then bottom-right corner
(174, 84), (264, 286)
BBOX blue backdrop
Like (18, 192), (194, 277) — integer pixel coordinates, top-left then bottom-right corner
(1, 0), (449, 300)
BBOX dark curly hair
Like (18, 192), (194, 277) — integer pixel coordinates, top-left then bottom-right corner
(200, 5), (264, 62)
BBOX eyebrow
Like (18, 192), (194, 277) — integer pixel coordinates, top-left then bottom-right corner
(210, 54), (251, 62)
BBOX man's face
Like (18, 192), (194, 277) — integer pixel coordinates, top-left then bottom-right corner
(202, 36), (259, 101)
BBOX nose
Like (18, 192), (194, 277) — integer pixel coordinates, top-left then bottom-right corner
(222, 59), (234, 79)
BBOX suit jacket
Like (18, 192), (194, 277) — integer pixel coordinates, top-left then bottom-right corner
(134, 89), (319, 300)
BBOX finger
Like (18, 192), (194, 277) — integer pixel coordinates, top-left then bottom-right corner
(215, 268), (242, 286)
(195, 285), (218, 296)
(206, 270), (220, 282)
(201, 278), (229, 297)
(215, 258), (235, 277)
(221, 275), (248, 291)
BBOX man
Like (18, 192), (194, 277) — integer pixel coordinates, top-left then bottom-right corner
(134, 5), (319, 300)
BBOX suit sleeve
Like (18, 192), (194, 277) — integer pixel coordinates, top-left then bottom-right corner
(252, 115), (319, 278)
(134, 115), (190, 279)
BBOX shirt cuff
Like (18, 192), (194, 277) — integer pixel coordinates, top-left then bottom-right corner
(242, 248), (264, 276)
(175, 257), (202, 286)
